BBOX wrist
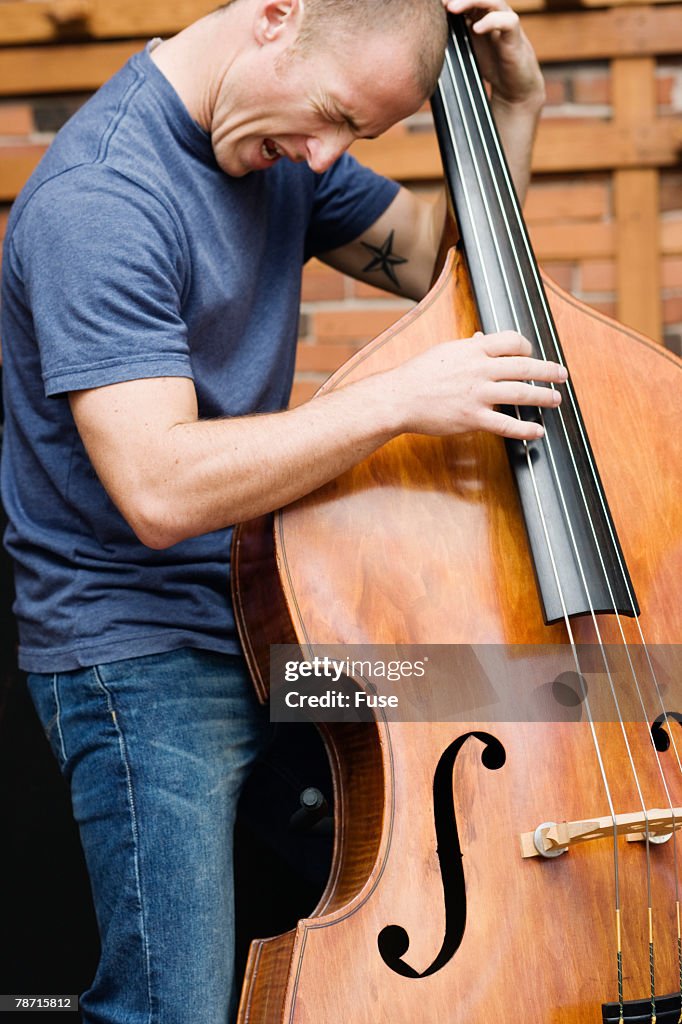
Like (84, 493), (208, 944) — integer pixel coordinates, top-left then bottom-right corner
(317, 371), (406, 448)
(491, 78), (546, 120)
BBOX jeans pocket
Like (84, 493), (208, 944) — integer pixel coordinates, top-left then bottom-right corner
(26, 672), (68, 771)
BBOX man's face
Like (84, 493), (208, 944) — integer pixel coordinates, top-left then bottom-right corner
(210, 28), (427, 177)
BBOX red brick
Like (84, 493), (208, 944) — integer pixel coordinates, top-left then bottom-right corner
(0, 104), (34, 136)
(310, 305), (412, 344)
(543, 78), (567, 107)
(539, 261), (574, 291)
(301, 259), (346, 302)
(580, 260), (616, 293)
(657, 75), (675, 109)
(660, 173), (682, 214)
(573, 73), (610, 107)
(295, 343), (356, 373)
(662, 257), (682, 290)
(663, 296), (682, 324)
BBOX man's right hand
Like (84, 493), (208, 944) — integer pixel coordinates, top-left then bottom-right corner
(384, 330), (566, 440)
(69, 329), (566, 549)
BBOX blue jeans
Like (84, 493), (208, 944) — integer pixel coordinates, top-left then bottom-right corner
(27, 648), (270, 1024)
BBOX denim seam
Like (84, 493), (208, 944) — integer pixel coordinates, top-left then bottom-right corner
(92, 666), (154, 1024)
(51, 673), (67, 765)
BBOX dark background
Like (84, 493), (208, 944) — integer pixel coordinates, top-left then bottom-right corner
(0, 370), (333, 1019)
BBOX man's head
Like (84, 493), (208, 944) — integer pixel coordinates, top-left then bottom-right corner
(217, 0), (448, 97)
(204, 0), (448, 176)
(291, 0), (448, 98)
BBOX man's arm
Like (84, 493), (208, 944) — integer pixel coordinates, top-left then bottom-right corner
(69, 0), (553, 553)
(321, 0), (544, 301)
(70, 332), (566, 550)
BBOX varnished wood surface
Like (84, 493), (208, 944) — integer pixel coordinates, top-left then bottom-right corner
(277, 252), (681, 648)
(234, 250), (682, 1022)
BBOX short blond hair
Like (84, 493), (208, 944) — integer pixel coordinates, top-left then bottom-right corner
(299, 1), (448, 96)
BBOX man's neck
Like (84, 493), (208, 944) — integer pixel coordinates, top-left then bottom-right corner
(149, 9), (245, 132)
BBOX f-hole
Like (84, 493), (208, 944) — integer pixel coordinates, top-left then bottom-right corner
(377, 730), (506, 979)
(651, 712), (682, 753)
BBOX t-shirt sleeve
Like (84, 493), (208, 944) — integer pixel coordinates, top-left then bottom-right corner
(16, 167), (192, 397)
(304, 153), (400, 260)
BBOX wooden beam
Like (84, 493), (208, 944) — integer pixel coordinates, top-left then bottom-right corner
(349, 117), (682, 180)
(0, 147), (48, 202)
(514, 0), (679, 12)
(0, 0), (678, 48)
(534, 119), (682, 172)
(0, 4), (680, 100)
(614, 169), (662, 338)
(525, 5), (682, 62)
(525, 184), (609, 223)
(0, 41), (143, 96)
(530, 222), (616, 261)
(0, 0), (217, 46)
(1, 117), (679, 205)
(612, 58), (662, 341)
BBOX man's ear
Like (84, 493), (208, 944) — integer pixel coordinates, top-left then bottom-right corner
(253, 0), (303, 46)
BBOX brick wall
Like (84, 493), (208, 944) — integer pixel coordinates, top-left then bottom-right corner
(538, 57), (682, 356)
(1, 19), (681, 407)
(295, 52), (682, 402)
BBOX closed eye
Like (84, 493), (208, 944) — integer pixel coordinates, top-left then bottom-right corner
(328, 105), (361, 135)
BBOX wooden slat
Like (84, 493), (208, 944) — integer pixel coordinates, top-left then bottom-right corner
(530, 222), (616, 260)
(0, 40), (143, 95)
(0, 0), (678, 47)
(615, 169), (662, 337)
(515, 0), (678, 12)
(525, 5), (682, 62)
(350, 118), (682, 180)
(1, 121), (679, 205)
(532, 118), (681, 173)
(525, 184), (609, 223)
(612, 58), (662, 340)
(400, 184), (610, 224)
(0, 0), (217, 46)
(0, 146), (48, 202)
(0, 4), (680, 100)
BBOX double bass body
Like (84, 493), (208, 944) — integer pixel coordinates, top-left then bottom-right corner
(231, 18), (682, 1024)
(233, 248), (682, 1022)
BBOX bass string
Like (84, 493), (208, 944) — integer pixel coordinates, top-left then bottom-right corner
(453, 11), (682, 923)
(455, 21), (682, 782)
(441, 17), (680, 1007)
(451, 25), (682, 1010)
(439, 32), (636, 782)
(448, 19), (675, 794)
(434, 42), (623, 904)
(452, 18), (682, 1009)
(451, 17), (679, 830)
(454, 47), (682, 960)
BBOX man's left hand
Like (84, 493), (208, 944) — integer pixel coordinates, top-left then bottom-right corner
(441, 0), (544, 110)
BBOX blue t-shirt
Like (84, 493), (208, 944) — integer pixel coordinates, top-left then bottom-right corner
(1, 44), (399, 673)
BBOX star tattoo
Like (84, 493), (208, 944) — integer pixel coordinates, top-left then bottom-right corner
(361, 229), (408, 288)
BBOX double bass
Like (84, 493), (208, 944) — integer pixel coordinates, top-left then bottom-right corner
(232, 14), (682, 1023)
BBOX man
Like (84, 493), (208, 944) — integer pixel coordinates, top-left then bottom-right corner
(0, 0), (563, 1021)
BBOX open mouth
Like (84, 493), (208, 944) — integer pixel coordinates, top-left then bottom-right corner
(262, 138), (283, 162)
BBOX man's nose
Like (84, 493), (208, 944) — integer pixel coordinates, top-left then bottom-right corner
(305, 131), (353, 174)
